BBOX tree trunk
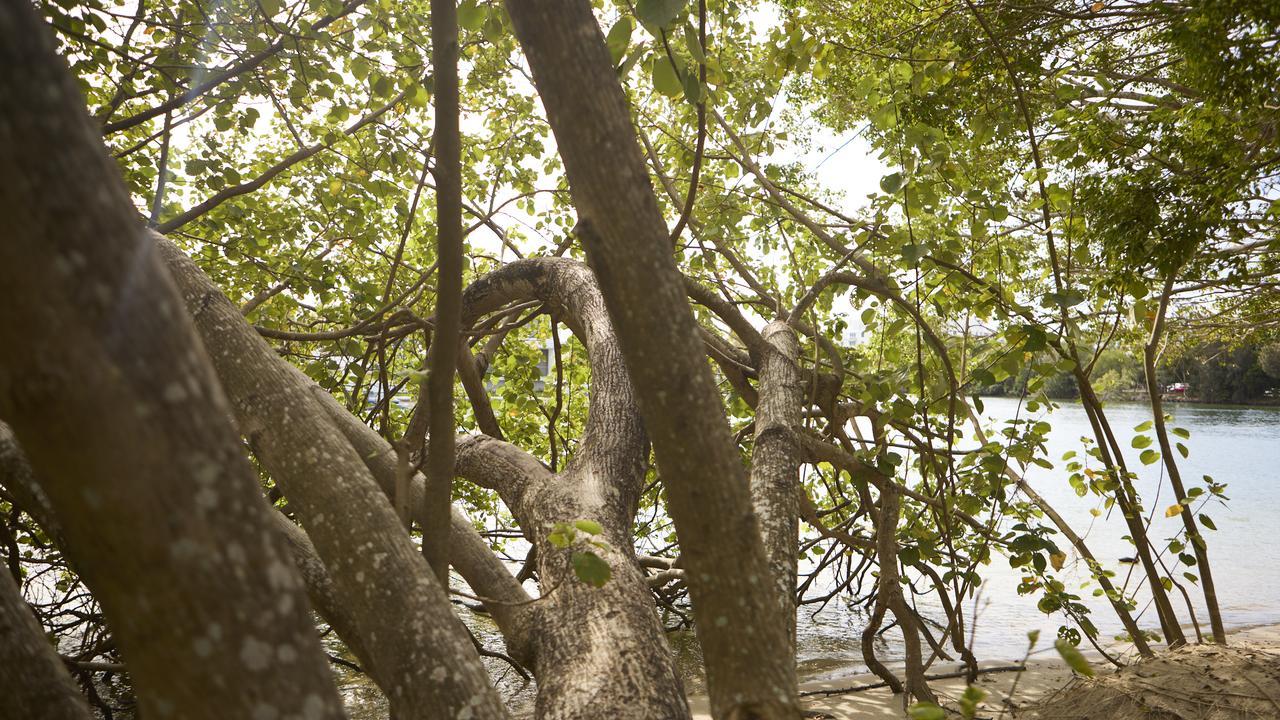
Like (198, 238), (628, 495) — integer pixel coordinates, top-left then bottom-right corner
(502, 4), (799, 717)
(0, 4), (345, 717)
(874, 486), (936, 705)
(750, 321), (803, 660)
(1142, 274), (1226, 644)
(155, 237), (509, 719)
(417, 0), (464, 584)
(0, 563), (93, 720)
(457, 258), (689, 719)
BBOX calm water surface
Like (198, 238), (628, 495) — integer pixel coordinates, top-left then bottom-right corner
(771, 397), (1280, 689)
(337, 398), (1280, 713)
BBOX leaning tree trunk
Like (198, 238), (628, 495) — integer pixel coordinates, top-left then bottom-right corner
(0, 4), (345, 717)
(0, 556), (93, 720)
(503, 3), (799, 717)
(456, 258), (690, 719)
(154, 237), (510, 720)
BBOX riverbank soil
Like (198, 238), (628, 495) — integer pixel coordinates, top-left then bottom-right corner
(1022, 643), (1280, 719)
(686, 625), (1280, 719)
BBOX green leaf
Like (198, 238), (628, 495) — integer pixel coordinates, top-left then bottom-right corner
(1139, 449), (1160, 465)
(682, 67), (703, 104)
(571, 551), (611, 587)
(1199, 514), (1216, 531)
(1131, 435), (1152, 449)
(908, 702), (946, 720)
(548, 523), (575, 548)
(684, 21), (705, 63)
(651, 56), (683, 97)
(606, 16), (634, 65)
(1054, 638), (1094, 677)
(959, 685), (989, 719)
(1133, 420), (1153, 432)
(636, 0), (686, 29)
(457, 0), (486, 31)
(573, 519), (604, 536)
(351, 56), (370, 80)
(871, 103), (898, 130)
(899, 242), (926, 263)
(880, 172), (904, 194)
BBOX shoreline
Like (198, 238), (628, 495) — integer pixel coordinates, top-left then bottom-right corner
(687, 623), (1280, 719)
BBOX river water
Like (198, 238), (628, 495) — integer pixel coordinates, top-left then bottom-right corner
(336, 398), (1280, 714)
(770, 397), (1280, 688)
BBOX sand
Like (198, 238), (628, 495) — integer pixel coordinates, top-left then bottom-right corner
(687, 624), (1280, 719)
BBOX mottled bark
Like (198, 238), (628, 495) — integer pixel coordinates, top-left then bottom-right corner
(0, 5), (345, 718)
(0, 423), (64, 548)
(0, 561), (93, 720)
(502, 4), (798, 717)
(749, 322), (802, 659)
(457, 258), (689, 719)
(4, 420), (382, 684)
(271, 513), (377, 674)
(310, 382), (536, 665)
(156, 238), (509, 720)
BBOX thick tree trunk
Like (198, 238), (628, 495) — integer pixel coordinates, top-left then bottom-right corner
(152, 228), (535, 666)
(155, 238), (509, 719)
(750, 321), (802, 659)
(0, 562), (93, 720)
(502, 4), (798, 717)
(0, 5), (347, 718)
(457, 258), (689, 719)
(314, 389), (538, 665)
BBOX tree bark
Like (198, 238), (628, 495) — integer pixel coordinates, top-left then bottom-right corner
(457, 258), (689, 719)
(750, 321), (802, 660)
(0, 4), (345, 717)
(873, 486), (936, 705)
(502, 4), (798, 717)
(0, 562), (94, 720)
(155, 237), (509, 719)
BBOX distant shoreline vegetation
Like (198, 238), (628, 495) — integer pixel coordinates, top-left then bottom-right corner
(974, 341), (1280, 406)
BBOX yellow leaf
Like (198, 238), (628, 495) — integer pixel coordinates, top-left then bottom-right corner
(1050, 552), (1067, 571)
(1165, 504), (1183, 518)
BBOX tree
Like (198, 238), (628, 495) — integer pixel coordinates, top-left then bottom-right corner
(3, 0), (1276, 718)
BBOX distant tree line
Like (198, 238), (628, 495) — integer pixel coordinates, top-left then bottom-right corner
(976, 342), (1280, 405)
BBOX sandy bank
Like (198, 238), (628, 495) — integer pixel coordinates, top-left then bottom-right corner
(687, 624), (1280, 719)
